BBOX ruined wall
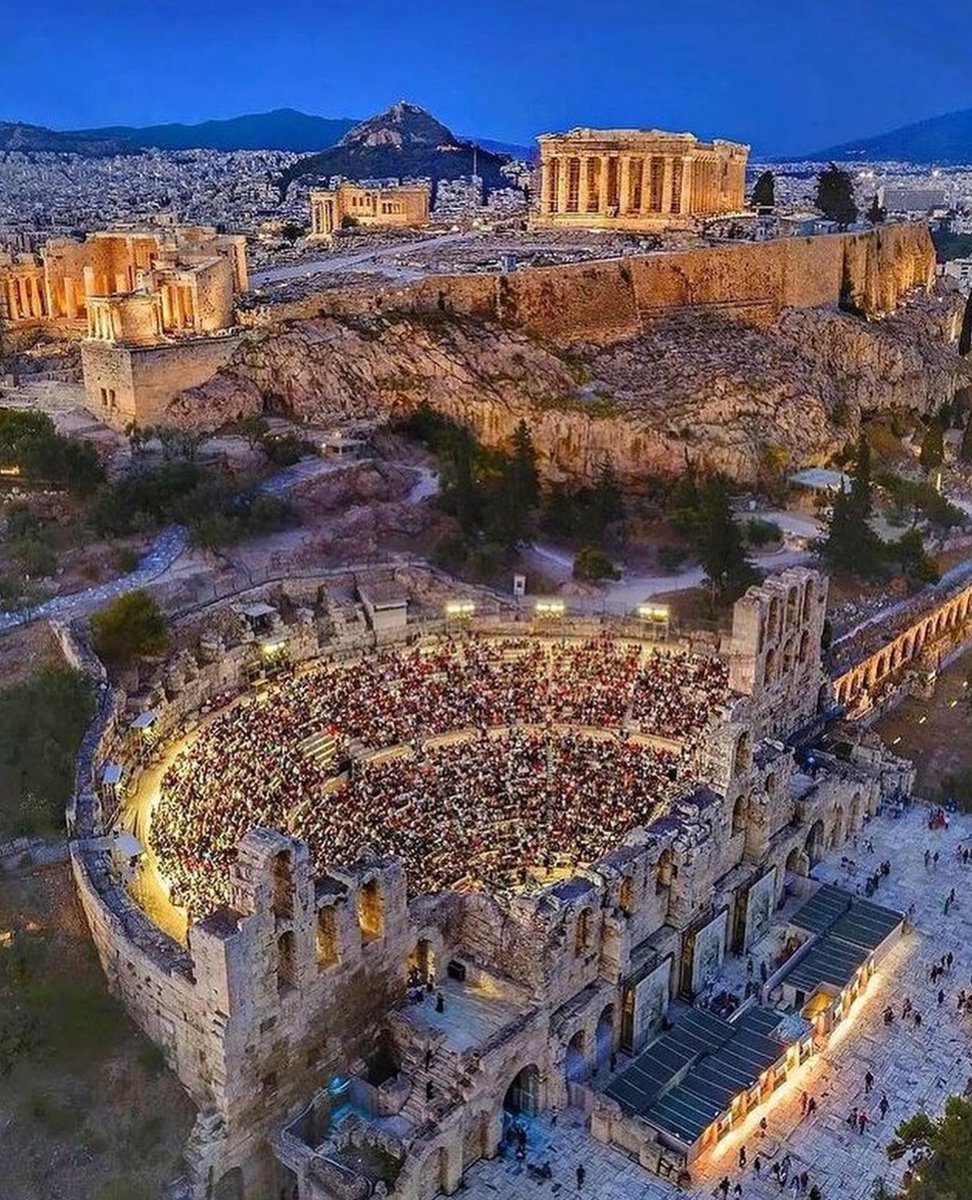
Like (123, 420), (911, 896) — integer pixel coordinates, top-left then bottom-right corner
(239, 224), (936, 346)
(81, 333), (240, 428)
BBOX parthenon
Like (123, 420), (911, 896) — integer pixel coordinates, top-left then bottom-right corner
(532, 128), (749, 231)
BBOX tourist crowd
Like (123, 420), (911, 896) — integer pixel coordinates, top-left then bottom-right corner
(150, 636), (728, 919)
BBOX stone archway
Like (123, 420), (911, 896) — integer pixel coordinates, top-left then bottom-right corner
(596, 1004), (616, 1068)
(504, 1065), (541, 1117)
(829, 807), (845, 850)
(785, 846), (809, 878)
(214, 1168), (244, 1200)
(806, 820), (825, 865)
(565, 1028), (588, 1082)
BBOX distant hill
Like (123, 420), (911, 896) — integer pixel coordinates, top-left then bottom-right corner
(278, 101), (515, 197)
(0, 121), (138, 157)
(476, 137), (536, 162)
(805, 107), (972, 164)
(75, 108), (357, 153)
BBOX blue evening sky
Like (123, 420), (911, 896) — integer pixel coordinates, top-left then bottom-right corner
(4, 0), (972, 154)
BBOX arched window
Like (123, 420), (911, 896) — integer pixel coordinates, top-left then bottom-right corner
(619, 876), (635, 917)
(316, 906), (339, 966)
(358, 879), (384, 944)
(277, 930), (296, 992)
(272, 850), (293, 920)
(798, 631), (810, 664)
(786, 587), (799, 627)
(732, 794), (746, 835)
(656, 848), (674, 894)
(733, 731), (752, 777)
(575, 907), (594, 955)
(767, 598), (781, 640)
(763, 647), (777, 687)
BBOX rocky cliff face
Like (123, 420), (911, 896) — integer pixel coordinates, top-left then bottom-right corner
(172, 291), (972, 486)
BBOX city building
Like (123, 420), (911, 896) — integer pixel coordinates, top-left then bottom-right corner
(943, 257), (972, 293)
(531, 128), (749, 232)
(309, 182), (430, 238)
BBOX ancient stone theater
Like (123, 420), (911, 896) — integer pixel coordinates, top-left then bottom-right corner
(69, 567), (911, 1200)
(532, 127), (749, 231)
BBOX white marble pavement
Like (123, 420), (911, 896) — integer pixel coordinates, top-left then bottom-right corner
(452, 804), (972, 1200)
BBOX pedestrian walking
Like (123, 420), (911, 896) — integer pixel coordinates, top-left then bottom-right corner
(879, 1094), (889, 1120)
(938, 988), (946, 1006)
(914, 1011), (923, 1030)
(801, 1090), (808, 1115)
(739, 1144), (747, 1168)
(733, 1185), (742, 1198)
(864, 1070), (874, 1094)
(576, 1164), (585, 1190)
(754, 1155), (761, 1175)
(807, 1097), (817, 1118)
(759, 1116), (767, 1138)
(719, 1178), (730, 1199)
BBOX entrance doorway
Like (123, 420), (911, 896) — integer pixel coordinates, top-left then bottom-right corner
(504, 1065), (541, 1117)
(407, 938), (436, 989)
(565, 1029), (588, 1082)
(596, 1004), (615, 1069)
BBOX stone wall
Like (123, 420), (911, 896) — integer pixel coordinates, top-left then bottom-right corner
(80, 333), (240, 429)
(239, 224), (935, 346)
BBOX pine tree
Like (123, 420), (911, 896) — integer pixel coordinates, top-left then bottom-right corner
(695, 476), (757, 603)
(819, 436), (883, 577)
(919, 419), (945, 472)
(509, 420), (540, 512)
(751, 170), (776, 208)
(866, 195), (886, 225)
(591, 459), (625, 533)
(815, 163), (859, 227)
(849, 432), (872, 513)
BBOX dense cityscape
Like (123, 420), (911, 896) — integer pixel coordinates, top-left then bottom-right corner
(3, 6), (972, 1200)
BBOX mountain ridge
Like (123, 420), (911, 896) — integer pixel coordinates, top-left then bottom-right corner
(803, 106), (972, 164)
(0, 106), (535, 160)
(277, 102), (517, 196)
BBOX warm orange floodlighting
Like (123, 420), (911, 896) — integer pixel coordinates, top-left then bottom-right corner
(534, 599), (565, 619)
(444, 600), (476, 620)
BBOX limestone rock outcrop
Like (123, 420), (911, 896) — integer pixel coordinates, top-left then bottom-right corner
(172, 290), (972, 486)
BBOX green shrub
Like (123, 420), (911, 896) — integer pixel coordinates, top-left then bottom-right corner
(656, 544), (688, 572)
(573, 545), (621, 582)
(91, 590), (169, 664)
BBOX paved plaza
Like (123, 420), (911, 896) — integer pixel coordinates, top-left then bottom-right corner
(457, 803), (972, 1200)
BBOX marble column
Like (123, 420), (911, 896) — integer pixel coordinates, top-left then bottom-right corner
(541, 162), (554, 214)
(599, 155), (610, 214)
(661, 156), (675, 215)
(556, 156), (569, 215)
(619, 156), (631, 216)
(578, 157), (591, 215)
(29, 275), (43, 317)
(679, 157), (693, 215)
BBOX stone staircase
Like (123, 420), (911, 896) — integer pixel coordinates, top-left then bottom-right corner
(390, 1011), (483, 1127)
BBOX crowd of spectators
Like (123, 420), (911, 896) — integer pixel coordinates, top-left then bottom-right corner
(149, 636), (729, 919)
